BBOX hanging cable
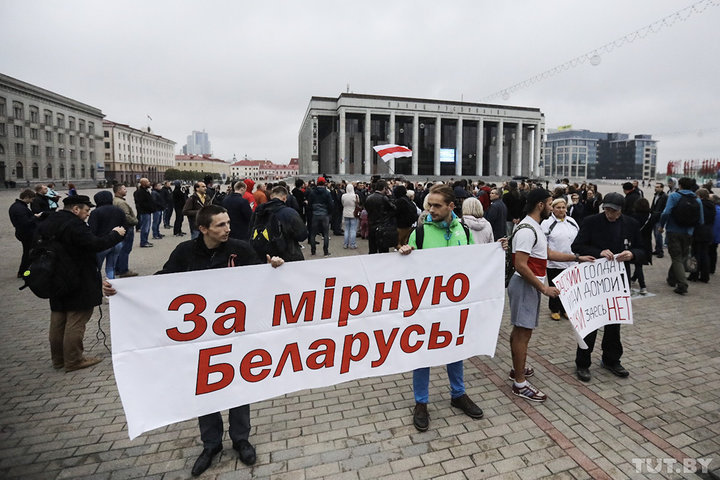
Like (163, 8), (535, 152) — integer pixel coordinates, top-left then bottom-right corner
(482, 0), (720, 101)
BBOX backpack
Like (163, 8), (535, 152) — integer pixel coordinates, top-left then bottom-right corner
(671, 193), (701, 227)
(414, 220), (470, 249)
(19, 220), (79, 299)
(251, 205), (287, 259)
(505, 223), (538, 287)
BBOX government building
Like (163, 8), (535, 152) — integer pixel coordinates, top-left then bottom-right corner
(1, 73), (104, 185)
(103, 120), (176, 184)
(299, 93), (545, 178)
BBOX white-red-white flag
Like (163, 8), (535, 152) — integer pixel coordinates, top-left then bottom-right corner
(373, 144), (412, 163)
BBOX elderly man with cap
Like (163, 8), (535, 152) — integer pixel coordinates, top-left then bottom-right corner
(570, 191), (646, 382)
(36, 195), (126, 371)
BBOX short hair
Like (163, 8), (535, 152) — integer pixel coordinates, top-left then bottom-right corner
(34, 184), (45, 193)
(196, 204), (227, 229)
(113, 183), (125, 194)
(634, 197), (651, 213)
(271, 185), (288, 198)
(551, 197), (567, 207)
(295, 178), (304, 188)
(19, 189), (36, 200)
(655, 182), (664, 188)
(622, 182), (633, 191)
(233, 181), (246, 192)
(462, 197), (484, 218)
(696, 188), (710, 200)
(678, 177), (694, 190)
(428, 183), (455, 205)
(375, 179), (387, 191)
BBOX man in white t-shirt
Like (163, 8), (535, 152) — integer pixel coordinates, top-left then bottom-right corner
(508, 189), (594, 403)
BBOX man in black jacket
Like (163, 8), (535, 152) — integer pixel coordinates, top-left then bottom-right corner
(104, 205), (283, 477)
(9, 189), (40, 277)
(39, 195), (125, 371)
(571, 192), (646, 382)
(133, 178), (155, 247)
(307, 177), (334, 256)
(161, 181), (174, 229)
(364, 179), (397, 254)
(223, 181), (253, 240)
(650, 182), (668, 257)
(250, 185), (308, 262)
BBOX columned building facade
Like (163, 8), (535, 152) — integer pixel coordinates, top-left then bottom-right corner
(103, 120), (176, 184)
(299, 93), (545, 178)
(0, 73), (104, 185)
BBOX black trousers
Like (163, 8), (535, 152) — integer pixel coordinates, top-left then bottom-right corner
(198, 405), (250, 449)
(16, 233), (32, 276)
(575, 324), (623, 369)
(368, 226), (389, 254)
(546, 267), (565, 313)
(173, 206), (184, 235)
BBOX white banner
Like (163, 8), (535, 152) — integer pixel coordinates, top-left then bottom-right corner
(109, 243), (505, 439)
(552, 258), (633, 349)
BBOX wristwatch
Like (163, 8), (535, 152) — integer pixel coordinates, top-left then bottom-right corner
(574, 253), (580, 262)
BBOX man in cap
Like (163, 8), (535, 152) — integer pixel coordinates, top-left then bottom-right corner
(508, 188), (594, 400)
(38, 195), (126, 371)
(571, 191), (646, 382)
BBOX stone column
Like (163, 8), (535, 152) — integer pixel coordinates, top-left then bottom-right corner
(434, 115), (441, 176)
(496, 120), (504, 177)
(364, 110), (371, 175)
(338, 110), (346, 175)
(534, 123), (543, 177)
(477, 118), (484, 176)
(388, 111), (396, 174)
(412, 114), (419, 175)
(455, 116), (463, 176)
(515, 121), (523, 177)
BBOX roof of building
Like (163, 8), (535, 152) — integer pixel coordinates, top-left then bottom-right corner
(176, 154), (228, 164)
(104, 120), (176, 144)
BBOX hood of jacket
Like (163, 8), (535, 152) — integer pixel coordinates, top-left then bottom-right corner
(94, 190), (114, 207)
(462, 215), (491, 232)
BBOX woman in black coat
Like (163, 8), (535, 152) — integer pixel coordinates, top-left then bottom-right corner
(629, 198), (653, 294)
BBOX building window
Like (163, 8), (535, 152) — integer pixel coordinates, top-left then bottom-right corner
(32, 162), (39, 178)
(81, 165), (86, 177)
(79, 119), (85, 132)
(60, 164), (65, 178)
(0, 123), (6, 136)
(79, 137), (85, 147)
(58, 133), (64, 143)
(89, 138), (94, 148)
(104, 141), (110, 149)
(88, 122), (95, 134)
(70, 164), (76, 177)
(46, 163), (52, 178)
(15, 143), (24, 155)
(16, 161), (24, 178)
(70, 149), (76, 160)
(31, 145), (39, 157)
(46, 146), (53, 157)
(104, 130), (109, 138)
(89, 151), (94, 162)
(0, 97), (6, 116)
(30, 107), (39, 123)
(58, 148), (65, 158)
(105, 152), (111, 160)
(80, 150), (86, 160)
(13, 102), (24, 119)
(44, 110), (52, 124)
(56, 114), (64, 128)
(69, 117), (75, 130)
(31, 128), (38, 140)
(69, 135), (75, 145)
(45, 130), (53, 142)
(14, 125), (23, 138)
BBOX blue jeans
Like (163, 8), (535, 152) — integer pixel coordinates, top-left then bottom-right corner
(96, 242), (123, 279)
(139, 213), (151, 246)
(309, 215), (330, 254)
(152, 211), (162, 238)
(413, 360), (464, 403)
(343, 217), (358, 247)
(653, 223), (664, 254)
(116, 228), (134, 275)
(163, 206), (173, 228)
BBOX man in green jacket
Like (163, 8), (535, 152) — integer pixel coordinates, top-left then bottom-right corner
(398, 183), (484, 432)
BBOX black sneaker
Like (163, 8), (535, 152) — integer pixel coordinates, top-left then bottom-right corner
(232, 439), (256, 466)
(576, 367), (591, 382)
(413, 402), (429, 431)
(450, 394), (483, 419)
(601, 361), (629, 378)
(673, 286), (687, 295)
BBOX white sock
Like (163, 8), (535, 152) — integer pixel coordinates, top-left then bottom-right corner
(514, 380), (528, 388)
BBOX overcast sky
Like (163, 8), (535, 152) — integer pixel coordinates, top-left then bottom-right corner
(2, 0), (718, 172)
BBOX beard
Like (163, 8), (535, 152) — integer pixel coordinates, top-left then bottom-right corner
(540, 208), (551, 220)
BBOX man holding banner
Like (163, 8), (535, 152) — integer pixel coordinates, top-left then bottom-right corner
(571, 192), (646, 382)
(104, 204), (285, 477)
(399, 183), (484, 431)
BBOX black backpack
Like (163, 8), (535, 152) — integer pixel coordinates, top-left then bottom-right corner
(505, 223), (538, 287)
(671, 193), (701, 227)
(20, 220), (79, 299)
(251, 205), (287, 259)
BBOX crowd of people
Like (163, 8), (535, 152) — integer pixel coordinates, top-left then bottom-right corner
(8, 173), (719, 477)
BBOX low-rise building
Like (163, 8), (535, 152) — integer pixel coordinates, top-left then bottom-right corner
(103, 120), (176, 184)
(175, 154), (231, 179)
